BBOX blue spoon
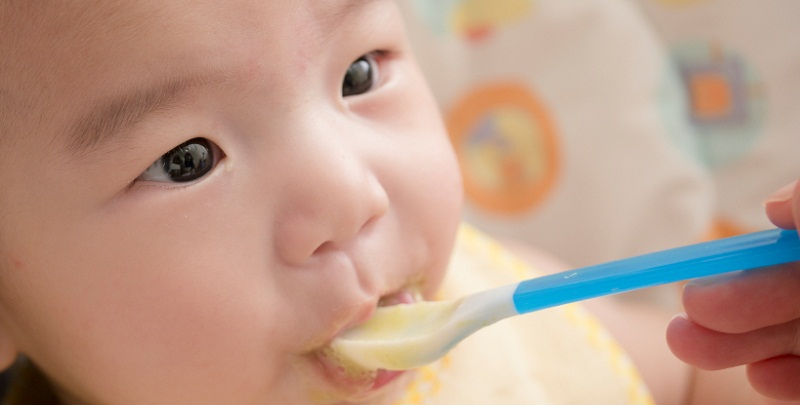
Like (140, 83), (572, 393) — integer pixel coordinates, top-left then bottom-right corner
(331, 228), (800, 370)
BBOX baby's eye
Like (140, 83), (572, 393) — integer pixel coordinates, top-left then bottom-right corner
(137, 138), (220, 183)
(342, 53), (380, 97)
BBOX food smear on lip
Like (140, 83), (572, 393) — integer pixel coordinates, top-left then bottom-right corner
(319, 346), (378, 384)
(329, 300), (459, 371)
(312, 348), (406, 403)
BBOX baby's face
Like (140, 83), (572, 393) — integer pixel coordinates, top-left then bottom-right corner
(0, 1), (462, 404)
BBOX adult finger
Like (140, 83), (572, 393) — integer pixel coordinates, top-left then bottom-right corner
(666, 315), (800, 371)
(764, 180), (799, 230)
(682, 264), (800, 334)
(747, 355), (800, 400)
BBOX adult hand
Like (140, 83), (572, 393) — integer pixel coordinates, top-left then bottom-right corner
(667, 180), (800, 401)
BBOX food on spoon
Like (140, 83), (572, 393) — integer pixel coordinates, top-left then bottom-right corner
(330, 300), (460, 370)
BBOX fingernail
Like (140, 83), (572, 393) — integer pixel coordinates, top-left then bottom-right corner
(762, 180), (797, 206)
(686, 271), (743, 288)
(671, 312), (689, 322)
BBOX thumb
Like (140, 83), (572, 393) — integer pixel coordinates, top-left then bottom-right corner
(764, 180), (799, 230)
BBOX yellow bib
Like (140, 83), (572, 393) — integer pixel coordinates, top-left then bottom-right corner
(392, 224), (654, 405)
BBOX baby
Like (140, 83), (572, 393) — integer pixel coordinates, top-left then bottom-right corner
(0, 1), (797, 404)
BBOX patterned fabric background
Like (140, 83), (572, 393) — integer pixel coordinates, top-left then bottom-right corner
(399, 1), (799, 295)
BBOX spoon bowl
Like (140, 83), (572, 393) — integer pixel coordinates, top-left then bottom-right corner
(331, 285), (516, 370)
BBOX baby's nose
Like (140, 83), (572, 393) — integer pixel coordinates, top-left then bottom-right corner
(273, 142), (390, 265)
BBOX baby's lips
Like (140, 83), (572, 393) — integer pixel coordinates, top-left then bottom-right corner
(316, 344), (408, 396)
(317, 346), (378, 387)
(377, 287), (421, 307)
(315, 287), (420, 385)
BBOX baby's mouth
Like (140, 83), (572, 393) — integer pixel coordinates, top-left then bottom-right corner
(314, 287), (421, 395)
(377, 288), (421, 308)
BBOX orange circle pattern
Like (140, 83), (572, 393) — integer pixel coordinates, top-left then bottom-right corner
(446, 83), (560, 215)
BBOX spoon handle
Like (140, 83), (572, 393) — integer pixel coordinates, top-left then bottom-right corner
(512, 228), (800, 314)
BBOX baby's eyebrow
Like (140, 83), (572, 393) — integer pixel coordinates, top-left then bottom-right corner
(66, 0), (379, 158)
(66, 76), (206, 157)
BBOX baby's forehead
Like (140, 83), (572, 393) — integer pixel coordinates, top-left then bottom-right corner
(0, 4), (90, 143)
